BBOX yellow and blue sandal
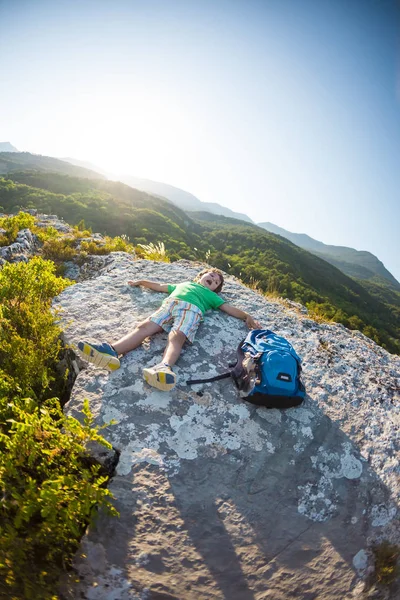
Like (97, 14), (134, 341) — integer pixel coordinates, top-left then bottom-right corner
(143, 363), (176, 391)
(77, 341), (120, 371)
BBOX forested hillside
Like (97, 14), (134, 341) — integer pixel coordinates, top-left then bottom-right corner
(0, 151), (105, 180)
(258, 221), (400, 290)
(0, 172), (197, 253)
(1, 170), (399, 354)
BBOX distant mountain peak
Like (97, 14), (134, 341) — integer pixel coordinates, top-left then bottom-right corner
(0, 142), (18, 152)
(115, 174), (254, 224)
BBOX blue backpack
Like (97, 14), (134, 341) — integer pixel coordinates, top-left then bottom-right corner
(187, 329), (305, 409)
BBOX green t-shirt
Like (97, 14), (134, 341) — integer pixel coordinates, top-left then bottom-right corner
(166, 281), (225, 314)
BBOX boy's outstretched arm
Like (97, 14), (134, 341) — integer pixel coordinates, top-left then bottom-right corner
(127, 280), (170, 293)
(219, 303), (261, 329)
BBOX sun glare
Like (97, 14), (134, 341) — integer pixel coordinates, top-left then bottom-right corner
(57, 86), (197, 178)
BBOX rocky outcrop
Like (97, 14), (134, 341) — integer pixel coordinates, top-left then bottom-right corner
(0, 212), (72, 266)
(0, 211), (122, 281)
(0, 227), (39, 265)
(56, 254), (399, 599)
(63, 252), (119, 282)
(33, 211), (74, 234)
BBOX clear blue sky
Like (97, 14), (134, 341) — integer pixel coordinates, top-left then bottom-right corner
(1, 0), (399, 282)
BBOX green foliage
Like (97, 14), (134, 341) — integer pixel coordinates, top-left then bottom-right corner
(0, 258), (71, 399)
(76, 218), (86, 231)
(41, 237), (78, 263)
(34, 225), (60, 243)
(362, 325), (381, 345)
(0, 211), (36, 245)
(347, 315), (364, 330)
(0, 398), (117, 599)
(71, 226), (93, 238)
(306, 301), (338, 323)
(80, 235), (135, 255)
(0, 258), (118, 599)
(40, 228), (134, 264)
(0, 211), (64, 251)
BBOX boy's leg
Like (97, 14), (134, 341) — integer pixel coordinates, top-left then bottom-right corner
(77, 340), (121, 371)
(143, 303), (201, 391)
(77, 319), (163, 371)
(162, 330), (187, 366)
(143, 331), (187, 391)
(113, 319), (163, 355)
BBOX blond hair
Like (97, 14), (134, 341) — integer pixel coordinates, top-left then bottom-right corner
(193, 268), (224, 293)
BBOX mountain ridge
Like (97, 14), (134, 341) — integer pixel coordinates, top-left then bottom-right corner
(0, 151), (106, 180)
(8, 150), (396, 290)
(60, 156), (254, 223)
(110, 174), (254, 224)
(258, 220), (400, 290)
(0, 142), (19, 152)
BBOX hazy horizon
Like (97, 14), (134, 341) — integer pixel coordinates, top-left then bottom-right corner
(1, 0), (399, 280)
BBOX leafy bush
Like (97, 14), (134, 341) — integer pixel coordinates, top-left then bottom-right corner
(0, 211), (36, 244)
(0, 257), (71, 399)
(41, 237), (78, 263)
(0, 398), (117, 599)
(0, 257), (118, 599)
(34, 225), (60, 243)
(80, 235), (135, 255)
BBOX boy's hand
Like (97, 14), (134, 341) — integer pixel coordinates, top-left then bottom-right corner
(127, 280), (169, 293)
(219, 303), (261, 328)
(245, 315), (261, 329)
(127, 280), (143, 287)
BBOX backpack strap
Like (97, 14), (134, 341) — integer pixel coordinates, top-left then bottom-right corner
(186, 372), (231, 385)
(186, 337), (247, 386)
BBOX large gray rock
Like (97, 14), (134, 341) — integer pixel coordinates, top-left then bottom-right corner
(34, 213), (73, 233)
(57, 255), (400, 600)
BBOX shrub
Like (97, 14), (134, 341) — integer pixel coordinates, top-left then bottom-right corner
(0, 397), (117, 599)
(80, 235), (135, 256)
(71, 226), (92, 238)
(0, 257), (71, 399)
(107, 235), (135, 253)
(347, 315), (364, 331)
(363, 325), (381, 345)
(41, 237), (78, 263)
(0, 211), (36, 244)
(34, 225), (59, 243)
(0, 256), (118, 599)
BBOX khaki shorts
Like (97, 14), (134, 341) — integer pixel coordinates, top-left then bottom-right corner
(150, 299), (203, 343)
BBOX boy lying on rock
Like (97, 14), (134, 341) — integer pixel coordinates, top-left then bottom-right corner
(77, 268), (260, 391)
